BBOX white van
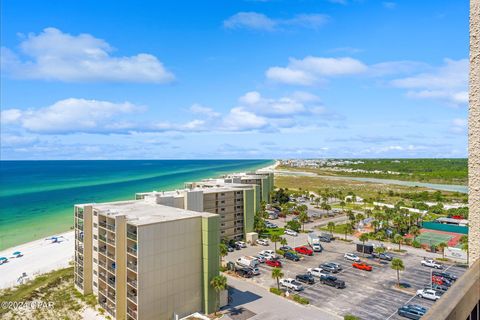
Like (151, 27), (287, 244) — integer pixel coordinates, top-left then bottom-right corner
(236, 256), (259, 268)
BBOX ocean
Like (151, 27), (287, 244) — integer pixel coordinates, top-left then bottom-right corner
(0, 160), (273, 250)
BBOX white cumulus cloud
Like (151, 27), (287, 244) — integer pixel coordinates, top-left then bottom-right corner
(223, 12), (329, 31)
(1, 28), (174, 83)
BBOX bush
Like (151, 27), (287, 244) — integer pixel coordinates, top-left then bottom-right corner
(344, 315), (360, 320)
(220, 265), (227, 272)
(412, 240), (421, 248)
(269, 287), (282, 295)
(276, 249), (285, 256)
(292, 294), (309, 305)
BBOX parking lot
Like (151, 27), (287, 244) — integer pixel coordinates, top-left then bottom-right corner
(225, 231), (467, 320)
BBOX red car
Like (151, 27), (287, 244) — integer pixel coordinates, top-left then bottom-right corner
(352, 262), (373, 271)
(295, 246), (313, 256)
(266, 259), (282, 267)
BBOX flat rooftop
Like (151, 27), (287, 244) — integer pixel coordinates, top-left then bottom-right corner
(78, 200), (214, 226)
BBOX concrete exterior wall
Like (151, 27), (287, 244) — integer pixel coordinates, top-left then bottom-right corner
(185, 190), (204, 212)
(137, 217), (204, 320)
(115, 216), (127, 320)
(201, 215), (220, 314)
(469, 0), (480, 265)
(243, 189), (255, 234)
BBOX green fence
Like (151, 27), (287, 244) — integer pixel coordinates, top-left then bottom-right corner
(421, 222), (468, 234)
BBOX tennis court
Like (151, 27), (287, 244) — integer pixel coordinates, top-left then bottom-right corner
(415, 231), (453, 246)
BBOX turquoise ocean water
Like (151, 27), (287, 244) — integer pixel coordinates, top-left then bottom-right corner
(0, 160), (273, 250)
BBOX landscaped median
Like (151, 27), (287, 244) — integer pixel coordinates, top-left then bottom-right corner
(269, 287), (310, 305)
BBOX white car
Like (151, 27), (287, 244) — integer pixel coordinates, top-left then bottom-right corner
(248, 266), (261, 275)
(284, 229), (298, 236)
(254, 255), (266, 263)
(256, 239), (269, 246)
(421, 259), (444, 269)
(307, 267), (330, 278)
(416, 289), (441, 301)
(235, 241), (247, 248)
(344, 253), (360, 262)
(279, 278), (304, 291)
(259, 250), (276, 260)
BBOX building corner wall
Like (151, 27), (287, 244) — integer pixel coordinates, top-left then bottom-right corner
(201, 215), (220, 314)
(115, 216), (127, 320)
(469, 0), (480, 266)
(243, 189), (255, 234)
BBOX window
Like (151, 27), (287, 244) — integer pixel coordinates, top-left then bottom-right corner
(221, 231), (225, 234)
(94, 235), (97, 240)
(93, 258), (97, 263)
(221, 223), (225, 227)
(93, 211), (98, 216)
(93, 223), (98, 228)
(93, 281), (97, 287)
(94, 270), (97, 275)
(221, 208), (225, 212)
(94, 246), (98, 252)
(221, 200), (225, 204)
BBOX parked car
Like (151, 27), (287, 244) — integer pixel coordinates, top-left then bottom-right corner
(259, 250), (276, 260)
(247, 266), (260, 276)
(432, 271), (457, 282)
(284, 229), (298, 236)
(344, 253), (360, 262)
(432, 275), (452, 287)
(397, 304), (427, 319)
(236, 256), (259, 268)
(320, 275), (346, 289)
(284, 251), (300, 261)
(295, 246), (313, 256)
(236, 267), (253, 278)
(421, 259), (443, 269)
(319, 236), (331, 243)
(416, 288), (441, 301)
(279, 278), (304, 291)
(371, 252), (393, 261)
(235, 241), (247, 248)
(279, 245), (293, 252)
(431, 284), (449, 294)
(256, 239), (269, 246)
(320, 262), (342, 273)
(254, 255), (266, 263)
(352, 262), (373, 271)
(307, 267), (330, 278)
(266, 259), (282, 267)
(227, 246), (235, 252)
(295, 273), (315, 285)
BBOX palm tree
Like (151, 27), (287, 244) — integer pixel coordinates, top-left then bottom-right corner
(359, 233), (369, 256)
(298, 211), (309, 232)
(409, 226), (420, 241)
(280, 237), (288, 247)
(210, 275), (227, 315)
(219, 243), (228, 263)
(271, 234), (281, 252)
(339, 201), (346, 211)
(393, 234), (403, 251)
(391, 258), (405, 287)
(327, 221), (335, 236)
(343, 223), (353, 241)
(271, 267), (284, 291)
(374, 246), (386, 258)
(371, 220), (379, 233)
(437, 242), (448, 259)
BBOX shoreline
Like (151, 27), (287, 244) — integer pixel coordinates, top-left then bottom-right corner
(0, 162), (277, 290)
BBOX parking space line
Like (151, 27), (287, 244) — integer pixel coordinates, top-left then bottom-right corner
(385, 294), (417, 320)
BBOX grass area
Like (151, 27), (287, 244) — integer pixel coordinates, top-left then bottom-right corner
(278, 158), (467, 185)
(0, 267), (97, 319)
(274, 175), (466, 205)
(319, 223), (348, 234)
(263, 228), (285, 237)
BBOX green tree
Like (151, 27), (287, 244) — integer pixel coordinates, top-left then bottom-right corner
(391, 258), (405, 287)
(374, 246), (386, 257)
(219, 243), (228, 262)
(359, 233), (369, 256)
(342, 223), (354, 241)
(280, 237), (288, 247)
(393, 234), (403, 251)
(437, 242), (448, 259)
(210, 275), (227, 315)
(298, 211), (309, 232)
(339, 201), (346, 210)
(409, 226), (420, 241)
(271, 267), (284, 291)
(327, 221), (335, 236)
(286, 219), (301, 232)
(271, 234), (281, 252)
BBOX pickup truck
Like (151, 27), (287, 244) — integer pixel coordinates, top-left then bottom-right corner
(295, 273), (315, 285)
(307, 267), (330, 278)
(421, 259), (444, 269)
(279, 278), (304, 291)
(320, 275), (346, 289)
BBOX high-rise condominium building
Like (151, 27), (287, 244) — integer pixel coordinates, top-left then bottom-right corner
(74, 200), (220, 320)
(222, 171), (274, 203)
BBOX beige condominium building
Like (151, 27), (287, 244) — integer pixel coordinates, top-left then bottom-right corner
(74, 200), (220, 320)
(222, 171), (274, 203)
(136, 183), (259, 241)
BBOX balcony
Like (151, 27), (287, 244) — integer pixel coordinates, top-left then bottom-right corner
(107, 276), (116, 288)
(127, 245), (137, 256)
(75, 279), (83, 289)
(99, 221), (115, 232)
(127, 307), (137, 319)
(107, 237), (116, 246)
(127, 289), (137, 303)
(127, 260), (137, 272)
(107, 262), (116, 274)
(422, 259), (479, 320)
(99, 234), (107, 242)
(127, 277), (137, 289)
(100, 301), (116, 317)
(127, 230), (137, 241)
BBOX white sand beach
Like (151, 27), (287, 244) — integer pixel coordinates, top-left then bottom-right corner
(0, 231), (74, 289)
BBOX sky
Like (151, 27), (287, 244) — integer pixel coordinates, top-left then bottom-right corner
(0, 0), (469, 160)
